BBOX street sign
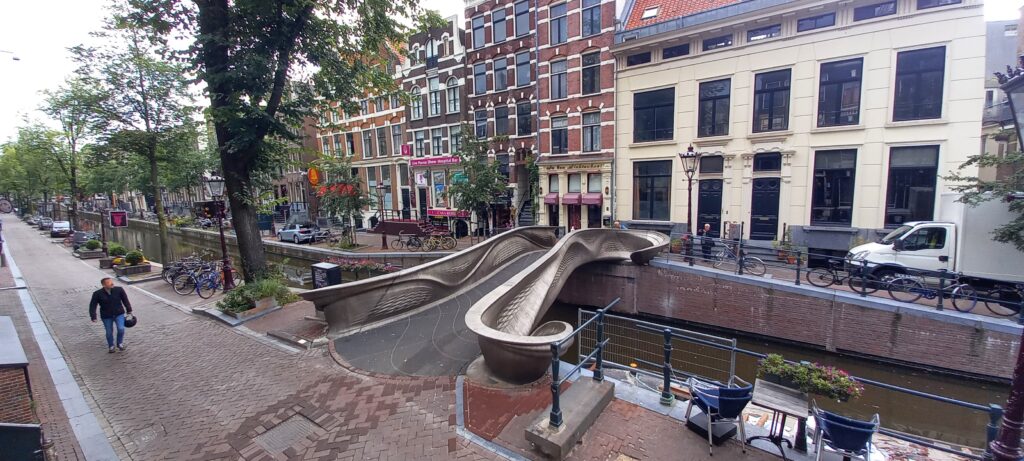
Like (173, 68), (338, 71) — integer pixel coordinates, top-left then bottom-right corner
(308, 167), (320, 186)
(109, 211), (128, 228)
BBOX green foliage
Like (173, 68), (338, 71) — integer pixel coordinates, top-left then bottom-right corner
(447, 124), (509, 227)
(108, 243), (128, 257)
(216, 277), (299, 313)
(758, 354), (864, 401)
(124, 250), (145, 265)
(85, 239), (102, 250)
(170, 216), (194, 227)
(315, 154), (371, 239)
(943, 144), (1024, 251)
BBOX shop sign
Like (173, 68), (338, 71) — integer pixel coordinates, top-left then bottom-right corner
(427, 209), (469, 218)
(543, 162), (606, 171)
(415, 172), (428, 186)
(411, 156), (460, 167)
(401, 145), (412, 156)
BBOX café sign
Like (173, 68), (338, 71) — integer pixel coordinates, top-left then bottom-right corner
(543, 162), (607, 171)
(427, 209), (470, 218)
(411, 156), (461, 167)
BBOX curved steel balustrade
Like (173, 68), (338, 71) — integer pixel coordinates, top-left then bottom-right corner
(465, 229), (670, 383)
(300, 226), (560, 336)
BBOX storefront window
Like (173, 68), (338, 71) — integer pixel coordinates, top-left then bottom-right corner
(432, 171), (448, 208)
(568, 173), (581, 192)
(587, 173), (602, 193)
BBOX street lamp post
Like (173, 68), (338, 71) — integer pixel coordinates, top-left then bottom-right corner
(677, 145), (703, 266)
(205, 175), (235, 291)
(376, 183), (388, 250)
(96, 197), (109, 257)
(989, 58), (1024, 461)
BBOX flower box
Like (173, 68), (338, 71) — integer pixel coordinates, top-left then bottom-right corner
(99, 257), (116, 269)
(113, 263), (152, 277)
(224, 297), (278, 320)
(76, 249), (106, 260)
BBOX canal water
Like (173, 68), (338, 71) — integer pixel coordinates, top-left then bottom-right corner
(84, 217), (1009, 448)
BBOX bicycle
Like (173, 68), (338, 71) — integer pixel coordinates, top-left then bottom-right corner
(981, 284), (1024, 317)
(390, 232), (422, 251)
(193, 267), (224, 299)
(173, 263), (216, 295)
(886, 272), (978, 312)
(421, 233), (457, 251)
(806, 258), (881, 294)
(712, 243), (766, 276)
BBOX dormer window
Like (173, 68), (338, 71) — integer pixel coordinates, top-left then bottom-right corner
(641, 7), (658, 20)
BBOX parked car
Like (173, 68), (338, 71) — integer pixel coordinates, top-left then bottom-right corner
(38, 218), (54, 230)
(25, 216), (37, 225)
(71, 231), (99, 249)
(50, 221), (72, 238)
(278, 223), (315, 244)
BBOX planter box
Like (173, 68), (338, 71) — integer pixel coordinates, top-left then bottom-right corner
(76, 249), (105, 260)
(99, 257), (115, 269)
(113, 264), (152, 277)
(223, 297), (279, 320)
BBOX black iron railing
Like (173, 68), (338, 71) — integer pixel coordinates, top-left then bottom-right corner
(548, 297), (619, 428)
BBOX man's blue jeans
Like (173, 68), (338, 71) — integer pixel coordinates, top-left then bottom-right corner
(101, 314), (125, 347)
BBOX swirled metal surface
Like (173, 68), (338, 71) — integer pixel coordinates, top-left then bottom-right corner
(465, 229), (670, 383)
(300, 226), (560, 336)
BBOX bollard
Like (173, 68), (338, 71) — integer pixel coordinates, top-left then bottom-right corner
(986, 404), (1003, 459)
(594, 312), (605, 382)
(936, 269), (946, 311)
(660, 328), (674, 406)
(549, 343), (563, 428)
(795, 250), (802, 286)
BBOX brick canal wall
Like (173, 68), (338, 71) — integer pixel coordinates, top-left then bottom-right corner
(557, 259), (1021, 380)
(0, 367), (34, 424)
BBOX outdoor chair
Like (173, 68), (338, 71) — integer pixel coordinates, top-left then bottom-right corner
(686, 377), (754, 455)
(811, 400), (879, 461)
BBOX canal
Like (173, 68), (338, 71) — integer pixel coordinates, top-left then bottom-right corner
(84, 217), (1009, 449)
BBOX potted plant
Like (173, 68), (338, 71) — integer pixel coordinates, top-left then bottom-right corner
(216, 277), (299, 320)
(100, 243), (128, 269)
(124, 250), (145, 266)
(113, 249), (152, 276)
(670, 238), (683, 254)
(757, 353), (864, 401)
(76, 239), (105, 259)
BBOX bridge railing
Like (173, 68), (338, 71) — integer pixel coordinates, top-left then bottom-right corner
(547, 297), (619, 428)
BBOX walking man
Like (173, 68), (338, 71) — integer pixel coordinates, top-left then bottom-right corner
(699, 223), (715, 262)
(89, 277), (133, 353)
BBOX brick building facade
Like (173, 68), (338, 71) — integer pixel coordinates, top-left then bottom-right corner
(270, 118), (321, 220)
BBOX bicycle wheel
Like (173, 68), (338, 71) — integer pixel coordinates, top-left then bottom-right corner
(712, 251), (728, 269)
(162, 267), (177, 284)
(887, 277), (924, 303)
(442, 236), (457, 250)
(806, 268), (837, 288)
(985, 288), (1023, 317)
(407, 237), (422, 251)
(950, 284), (978, 313)
(422, 238), (438, 251)
(197, 276), (218, 299)
(390, 238), (405, 250)
(742, 257), (766, 276)
(173, 274), (197, 295)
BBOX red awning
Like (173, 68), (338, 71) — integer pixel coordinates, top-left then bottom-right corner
(543, 193), (560, 205)
(562, 193), (582, 205)
(581, 193), (603, 206)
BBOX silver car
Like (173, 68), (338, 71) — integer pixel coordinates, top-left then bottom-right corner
(278, 223), (314, 244)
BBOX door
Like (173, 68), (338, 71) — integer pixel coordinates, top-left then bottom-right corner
(895, 226), (954, 272)
(401, 189), (411, 219)
(417, 189), (428, 220)
(587, 205), (602, 228)
(750, 178), (780, 240)
(548, 205), (560, 227)
(697, 179), (723, 238)
(567, 206), (581, 230)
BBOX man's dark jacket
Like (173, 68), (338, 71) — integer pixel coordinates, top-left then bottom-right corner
(89, 287), (133, 320)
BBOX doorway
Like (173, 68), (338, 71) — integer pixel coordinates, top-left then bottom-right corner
(750, 178), (780, 240)
(417, 189), (428, 220)
(548, 205), (560, 228)
(567, 205), (581, 230)
(697, 179), (723, 238)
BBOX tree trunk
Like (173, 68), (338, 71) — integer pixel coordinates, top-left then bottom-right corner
(68, 163), (79, 229)
(222, 155), (265, 282)
(149, 150), (171, 264)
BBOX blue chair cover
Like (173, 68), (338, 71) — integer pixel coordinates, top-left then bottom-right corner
(693, 382), (753, 420)
(819, 411), (876, 454)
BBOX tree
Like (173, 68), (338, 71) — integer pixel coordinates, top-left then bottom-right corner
(3, 126), (72, 216)
(447, 125), (509, 234)
(314, 153), (371, 244)
(128, 0), (426, 281)
(40, 77), (108, 228)
(72, 4), (199, 264)
(944, 129), (1024, 251)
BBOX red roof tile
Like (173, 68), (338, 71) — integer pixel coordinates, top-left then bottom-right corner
(624, 0), (742, 31)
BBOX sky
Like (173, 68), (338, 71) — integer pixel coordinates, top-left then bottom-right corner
(0, 0), (1020, 143)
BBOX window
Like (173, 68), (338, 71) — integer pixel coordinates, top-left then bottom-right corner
(626, 52), (651, 67)
(345, 133), (355, 155)
(551, 116), (568, 154)
(747, 24), (781, 42)
(495, 106), (510, 135)
(497, 154), (510, 178)
(362, 130), (374, 158)
(446, 77), (460, 113)
(854, 1), (896, 20)
(414, 130), (426, 156)
(516, 52), (531, 86)
(550, 3), (567, 45)
(517, 101), (532, 135)
(493, 9), (507, 43)
(474, 63), (487, 95)
(633, 88), (674, 142)
(917, 0), (961, 9)
(428, 77), (441, 116)
(641, 7), (659, 19)
(902, 227), (946, 250)
(587, 173), (602, 193)
(367, 167), (377, 191)
(475, 110), (488, 138)
(582, 0), (601, 37)
(818, 58), (863, 127)
(633, 161), (672, 220)
(333, 134), (342, 154)
(986, 90), (994, 108)
(581, 52), (600, 95)
(568, 173), (581, 192)
(753, 152), (782, 172)
(432, 128), (444, 155)
(699, 155), (724, 174)
(391, 125), (403, 155)
(797, 13), (835, 32)
(399, 164), (409, 187)
(811, 150), (857, 226)
(472, 16), (485, 49)
(449, 125), (463, 153)
(390, 94), (401, 109)
(360, 99), (369, 115)
(582, 112), (600, 152)
(494, 58), (508, 91)
(550, 60), (567, 100)
(702, 35), (732, 51)
(893, 46), (945, 121)
(410, 87), (423, 119)
(753, 69), (791, 132)
(322, 137), (331, 155)
(375, 96), (385, 112)
(548, 175), (560, 193)
(332, 110), (339, 123)
(376, 127), (388, 157)
(663, 43), (690, 59)
(515, 0), (530, 36)
(698, 79), (730, 137)
(885, 146), (938, 226)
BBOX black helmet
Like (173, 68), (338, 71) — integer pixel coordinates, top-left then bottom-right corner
(124, 314), (138, 328)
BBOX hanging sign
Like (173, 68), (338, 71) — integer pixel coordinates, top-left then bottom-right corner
(307, 168), (321, 186)
(109, 211), (128, 228)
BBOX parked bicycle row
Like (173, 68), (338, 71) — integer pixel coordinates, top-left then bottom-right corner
(161, 252), (235, 299)
(389, 232), (458, 251)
